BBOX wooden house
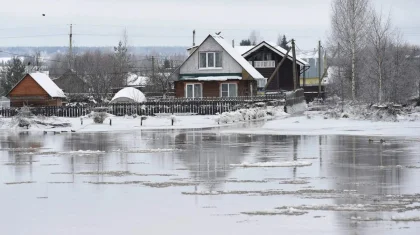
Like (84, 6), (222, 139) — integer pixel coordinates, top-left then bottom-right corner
(236, 41), (309, 92)
(53, 70), (89, 94)
(171, 35), (265, 98)
(7, 72), (66, 107)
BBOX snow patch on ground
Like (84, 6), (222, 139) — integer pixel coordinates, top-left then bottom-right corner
(286, 101), (307, 115)
(216, 106), (288, 124)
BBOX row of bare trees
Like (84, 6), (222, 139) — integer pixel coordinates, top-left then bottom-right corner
(328, 0), (420, 104)
(48, 31), (186, 101)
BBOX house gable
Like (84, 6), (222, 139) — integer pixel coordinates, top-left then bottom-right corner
(179, 36), (243, 77)
(242, 41), (308, 67)
(8, 74), (50, 98)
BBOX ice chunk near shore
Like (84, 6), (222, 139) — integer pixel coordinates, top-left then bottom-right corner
(391, 214), (420, 222)
(231, 161), (312, 168)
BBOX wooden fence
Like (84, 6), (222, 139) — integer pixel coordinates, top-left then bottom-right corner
(0, 93), (308, 118)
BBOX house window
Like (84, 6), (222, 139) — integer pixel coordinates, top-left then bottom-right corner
(199, 52), (222, 68)
(186, 83), (202, 98)
(221, 83), (238, 97)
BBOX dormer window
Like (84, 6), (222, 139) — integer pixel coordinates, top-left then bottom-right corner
(199, 52), (222, 69)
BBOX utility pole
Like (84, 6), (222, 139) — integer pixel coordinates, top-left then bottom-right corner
(318, 40), (322, 98)
(69, 24), (73, 69)
(292, 39), (297, 90)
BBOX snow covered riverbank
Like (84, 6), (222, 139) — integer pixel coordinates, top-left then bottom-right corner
(2, 106), (420, 137)
(0, 115), (222, 133)
(221, 111), (420, 137)
(0, 106), (288, 133)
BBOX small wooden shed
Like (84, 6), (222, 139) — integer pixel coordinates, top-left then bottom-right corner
(7, 72), (67, 107)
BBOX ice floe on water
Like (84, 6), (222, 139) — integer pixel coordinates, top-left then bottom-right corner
(279, 180), (310, 184)
(4, 181), (36, 185)
(230, 161), (312, 168)
(65, 150), (105, 155)
(241, 207), (308, 216)
(52, 171), (131, 176)
(182, 191), (221, 196)
(350, 216), (383, 221)
(391, 214), (420, 222)
(142, 181), (198, 188)
(275, 203), (411, 212)
(112, 148), (180, 153)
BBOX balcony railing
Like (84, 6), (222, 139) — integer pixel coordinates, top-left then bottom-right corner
(254, 60), (275, 68)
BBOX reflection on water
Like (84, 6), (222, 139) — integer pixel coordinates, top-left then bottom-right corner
(1, 130), (420, 235)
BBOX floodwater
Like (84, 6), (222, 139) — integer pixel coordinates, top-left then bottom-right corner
(1, 129), (420, 235)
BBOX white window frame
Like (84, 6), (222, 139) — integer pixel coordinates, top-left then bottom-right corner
(220, 82), (238, 97)
(254, 60), (275, 68)
(199, 52), (222, 69)
(185, 83), (203, 99)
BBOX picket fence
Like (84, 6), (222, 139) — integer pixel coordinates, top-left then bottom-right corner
(0, 92), (305, 118)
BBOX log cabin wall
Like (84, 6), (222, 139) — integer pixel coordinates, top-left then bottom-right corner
(8, 74), (63, 107)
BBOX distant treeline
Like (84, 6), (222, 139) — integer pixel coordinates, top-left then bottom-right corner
(0, 46), (188, 57)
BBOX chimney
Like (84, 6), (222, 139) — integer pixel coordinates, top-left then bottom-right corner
(193, 30), (196, 47)
(232, 39), (235, 48)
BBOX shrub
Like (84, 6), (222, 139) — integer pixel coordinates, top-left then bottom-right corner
(93, 112), (107, 124)
(16, 106), (33, 118)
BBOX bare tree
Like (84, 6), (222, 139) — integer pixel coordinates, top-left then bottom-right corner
(368, 10), (392, 103)
(249, 30), (261, 46)
(146, 58), (175, 97)
(330, 0), (371, 100)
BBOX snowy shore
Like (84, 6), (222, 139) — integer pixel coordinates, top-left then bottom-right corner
(0, 115), (222, 133)
(1, 107), (420, 137)
(222, 112), (420, 137)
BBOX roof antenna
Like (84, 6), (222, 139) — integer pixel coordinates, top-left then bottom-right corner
(215, 31), (221, 35)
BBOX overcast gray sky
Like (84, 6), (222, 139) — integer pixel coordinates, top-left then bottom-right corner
(0, 0), (419, 50)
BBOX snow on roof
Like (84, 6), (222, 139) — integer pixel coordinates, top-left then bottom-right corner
(127, 73), (148, 86)
(211, 35), (264, 79)
(111, 87), (146, 103)
(29, 72), (66, 98)
(239, 42), (309, 66)
(181, 76), (242, 81)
